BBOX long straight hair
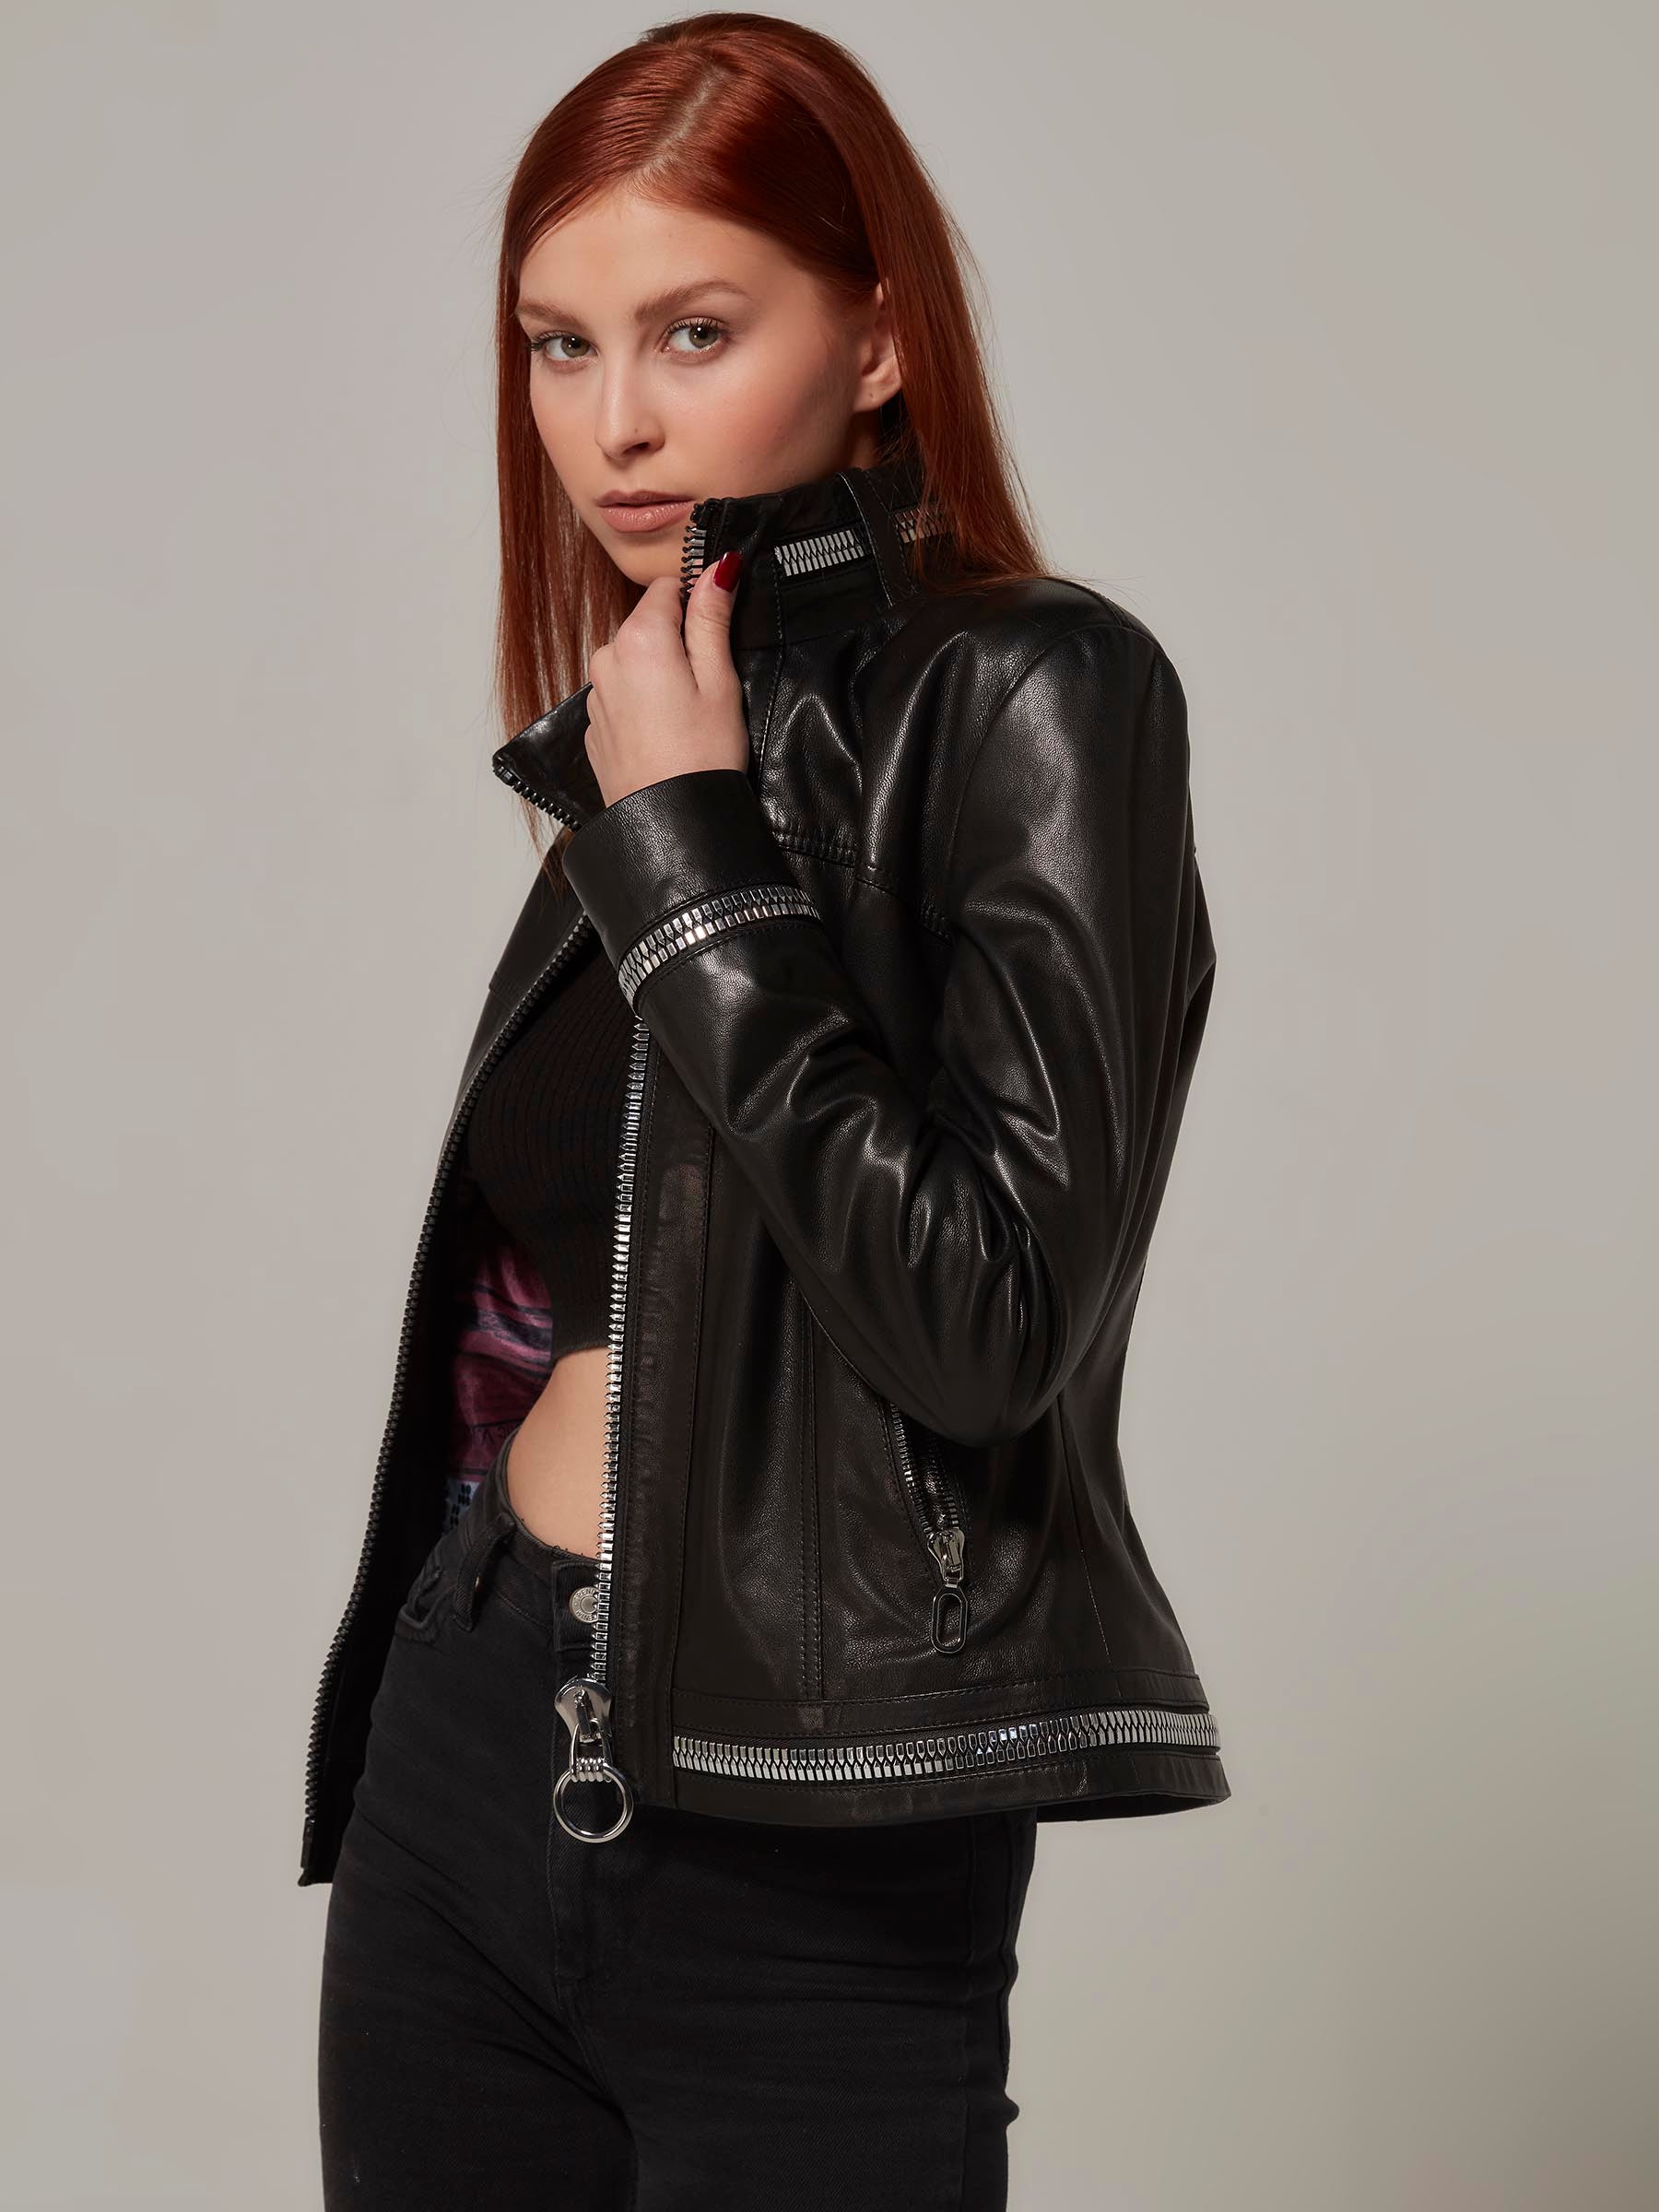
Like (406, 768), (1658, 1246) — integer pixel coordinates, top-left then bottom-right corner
(491, 11), (1050, 868)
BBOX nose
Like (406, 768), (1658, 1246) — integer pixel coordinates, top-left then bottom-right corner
(594, 368), (663, 461)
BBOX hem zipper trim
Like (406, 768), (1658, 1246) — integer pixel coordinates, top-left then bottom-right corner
(673, 1702), (1222, 1783)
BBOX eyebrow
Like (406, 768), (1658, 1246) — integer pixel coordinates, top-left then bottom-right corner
(513, 277), (755, 328)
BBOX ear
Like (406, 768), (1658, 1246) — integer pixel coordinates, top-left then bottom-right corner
(861, 278), (902, 409)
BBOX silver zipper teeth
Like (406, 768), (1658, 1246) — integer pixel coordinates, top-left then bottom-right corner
(888, 1406), (969, 1566)
(484, 759), (637, 1688)
(885, 1406), (973, 1654)
(616, 882), (821, 1008)
(886, 1403), (960, 1558)
(774, 501), (933, 575)
(674, 1703), (1222, 1783)
(677, 506), (712, 606)
(490, 753), (583, 832)
(924, 1426), (971, 1539)
(679, 500), (932, 600)
(588, 1007), (650, 1686)
(915, 1419), (974, 1598)
(489, 751), (648, 1841)
(773, 522), (865, 577)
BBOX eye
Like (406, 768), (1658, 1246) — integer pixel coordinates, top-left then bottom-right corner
(525, 317), (732, 370)
(528, 332), (591, 366)
(664, 316), (729, 357)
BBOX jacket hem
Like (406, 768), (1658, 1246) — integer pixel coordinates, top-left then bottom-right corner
(668, 1745), (1231, 1827)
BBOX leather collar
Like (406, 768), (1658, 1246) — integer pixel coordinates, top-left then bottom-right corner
(491, 450), (938, 830)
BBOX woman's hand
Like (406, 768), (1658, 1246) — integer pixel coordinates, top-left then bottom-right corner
(582, 550), (746, 809)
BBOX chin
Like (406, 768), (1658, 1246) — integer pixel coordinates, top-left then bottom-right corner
(611, 546), (677, 587)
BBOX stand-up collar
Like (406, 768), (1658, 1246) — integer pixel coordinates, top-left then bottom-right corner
(491, 450), (940, 830)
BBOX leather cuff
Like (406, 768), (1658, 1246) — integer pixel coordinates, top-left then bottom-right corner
(560, 768), (819, 1006)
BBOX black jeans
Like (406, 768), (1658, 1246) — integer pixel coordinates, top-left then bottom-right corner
(318, 1426), (1040, 2209)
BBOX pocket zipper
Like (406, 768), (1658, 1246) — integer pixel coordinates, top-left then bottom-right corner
(882, 1400), (971, 1653)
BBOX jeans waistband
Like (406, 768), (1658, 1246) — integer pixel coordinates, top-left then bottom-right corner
(453, 1425), (601, 1639)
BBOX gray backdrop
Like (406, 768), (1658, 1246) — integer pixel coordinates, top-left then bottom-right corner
(2, 3), (1652, 2206)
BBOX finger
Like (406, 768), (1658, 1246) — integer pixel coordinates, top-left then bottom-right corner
(611, 576), (679, 651)
(681, 549), (740, 692)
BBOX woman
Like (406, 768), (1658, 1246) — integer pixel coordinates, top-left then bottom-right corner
(308, 14), (1228, 2207)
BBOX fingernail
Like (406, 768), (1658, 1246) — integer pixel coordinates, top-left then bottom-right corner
(712, 549), (741, 591)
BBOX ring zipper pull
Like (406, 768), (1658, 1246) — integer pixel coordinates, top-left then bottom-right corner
(552, 1676), (635, 1843)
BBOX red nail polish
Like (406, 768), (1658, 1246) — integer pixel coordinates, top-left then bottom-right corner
(712, 549), (742, 591)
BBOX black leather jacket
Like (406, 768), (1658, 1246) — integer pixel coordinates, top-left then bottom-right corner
(300, 453), (1229, 1881)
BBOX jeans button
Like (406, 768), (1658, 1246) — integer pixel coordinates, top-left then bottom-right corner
(570, 1583), (597, 1625)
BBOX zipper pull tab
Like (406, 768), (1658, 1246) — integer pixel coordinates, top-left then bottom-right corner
(928, 1524), (966, 1583)
(552, 1676), (635, 1842)
(926, 1526), (970, 1653)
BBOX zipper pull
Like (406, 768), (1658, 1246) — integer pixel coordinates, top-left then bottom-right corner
(926, 1526), (970, 1653)
(552, 1676), (635, 1843)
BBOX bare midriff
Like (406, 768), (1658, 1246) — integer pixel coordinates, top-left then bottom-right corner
(504, 1344), (610, 1557)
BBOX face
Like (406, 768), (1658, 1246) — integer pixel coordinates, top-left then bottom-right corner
(514, 184), (902, 585)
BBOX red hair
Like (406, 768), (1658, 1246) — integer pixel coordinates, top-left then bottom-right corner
(490, 11), (1052, 858)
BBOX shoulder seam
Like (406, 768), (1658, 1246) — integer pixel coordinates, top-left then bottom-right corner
(944, 616), (1157, 878)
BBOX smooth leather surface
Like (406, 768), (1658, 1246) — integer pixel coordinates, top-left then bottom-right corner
(300, 453), (1227, 1882)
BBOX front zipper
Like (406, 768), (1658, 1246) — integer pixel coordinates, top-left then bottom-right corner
(485, 760), (653, 1846)
(546, 1005), (650, 1842)
(677, 497), (716, 608)
(882, 1401), (971, 1654)
(300, 875), (594, 1875)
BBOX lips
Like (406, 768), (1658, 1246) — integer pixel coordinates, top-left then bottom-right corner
(597, 495), (697, 535)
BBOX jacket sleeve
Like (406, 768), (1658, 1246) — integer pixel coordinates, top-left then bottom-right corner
(559, 617), (1211, 1448)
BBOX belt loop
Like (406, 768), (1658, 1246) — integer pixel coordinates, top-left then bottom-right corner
(453, 1508), (516, 1630)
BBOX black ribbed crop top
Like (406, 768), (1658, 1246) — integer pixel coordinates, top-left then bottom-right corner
(465, 924), (633, 1363)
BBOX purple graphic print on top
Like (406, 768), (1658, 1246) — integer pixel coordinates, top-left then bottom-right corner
(441, 1161), (559, 1530)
